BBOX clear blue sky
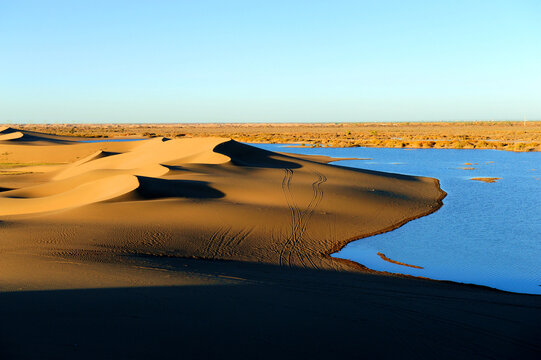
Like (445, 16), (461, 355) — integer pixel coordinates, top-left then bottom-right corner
(1, 0), (539, 123)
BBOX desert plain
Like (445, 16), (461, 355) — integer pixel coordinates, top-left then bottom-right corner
(0, 124), (540, 359)
(13, 120), (541, 151)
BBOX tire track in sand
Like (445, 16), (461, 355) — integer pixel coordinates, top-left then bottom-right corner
(203, 226), (253, 259)
(279, 169), (326, 268)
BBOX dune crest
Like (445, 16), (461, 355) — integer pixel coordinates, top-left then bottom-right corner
(0, 174), (139, 216)
(0, 127), (75, 144)
(0, 131), (24, 141)
(54, 137), (230, 180)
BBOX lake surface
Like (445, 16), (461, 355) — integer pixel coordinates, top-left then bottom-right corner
(254, 144), (541, 295)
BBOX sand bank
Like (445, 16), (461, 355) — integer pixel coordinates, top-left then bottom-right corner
(470, 177), (502, 183)
(1, 127), (539, 359)
(0, 127), (445, 271)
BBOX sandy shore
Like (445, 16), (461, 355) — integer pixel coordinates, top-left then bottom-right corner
(1, 127), (540, 359)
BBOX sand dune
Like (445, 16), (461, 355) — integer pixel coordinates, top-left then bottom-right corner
(0, 126), (76, 144)
(0, 131), (24, 141)
(54, 137), (229, 180)
(0, 175), (139, 216)
(2, 129), (539, 359)
(0, 129), (444, 270)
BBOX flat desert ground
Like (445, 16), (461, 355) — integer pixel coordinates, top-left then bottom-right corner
(16, 121), (541, 151)
(0, 127), (540, 359)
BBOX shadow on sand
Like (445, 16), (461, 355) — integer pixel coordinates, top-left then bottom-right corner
(1, 258), (540, 360)
(134, 177), (225, 200)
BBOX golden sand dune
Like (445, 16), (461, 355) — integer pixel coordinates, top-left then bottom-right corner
(2, 129), (540, 360)
(54, 137), (229, 180)
(0, 127), (142, 163)
(0, 175), (139, 216)
(0, 130), (444, 271)
(0, 131), (24, 141)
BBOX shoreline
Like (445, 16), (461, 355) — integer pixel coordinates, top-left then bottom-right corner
(323, 178), (459, 285)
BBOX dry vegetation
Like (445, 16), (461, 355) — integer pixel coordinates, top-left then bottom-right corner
(9, 121), (541, 152)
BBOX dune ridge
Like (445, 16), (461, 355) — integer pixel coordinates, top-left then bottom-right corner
(1, 134), (229, 215)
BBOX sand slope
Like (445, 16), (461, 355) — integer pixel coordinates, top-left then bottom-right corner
(1, 129), (540, 359)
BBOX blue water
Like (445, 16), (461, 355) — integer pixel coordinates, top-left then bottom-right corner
(253, 144), (541, 294)
(78, 138), (145, 143)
